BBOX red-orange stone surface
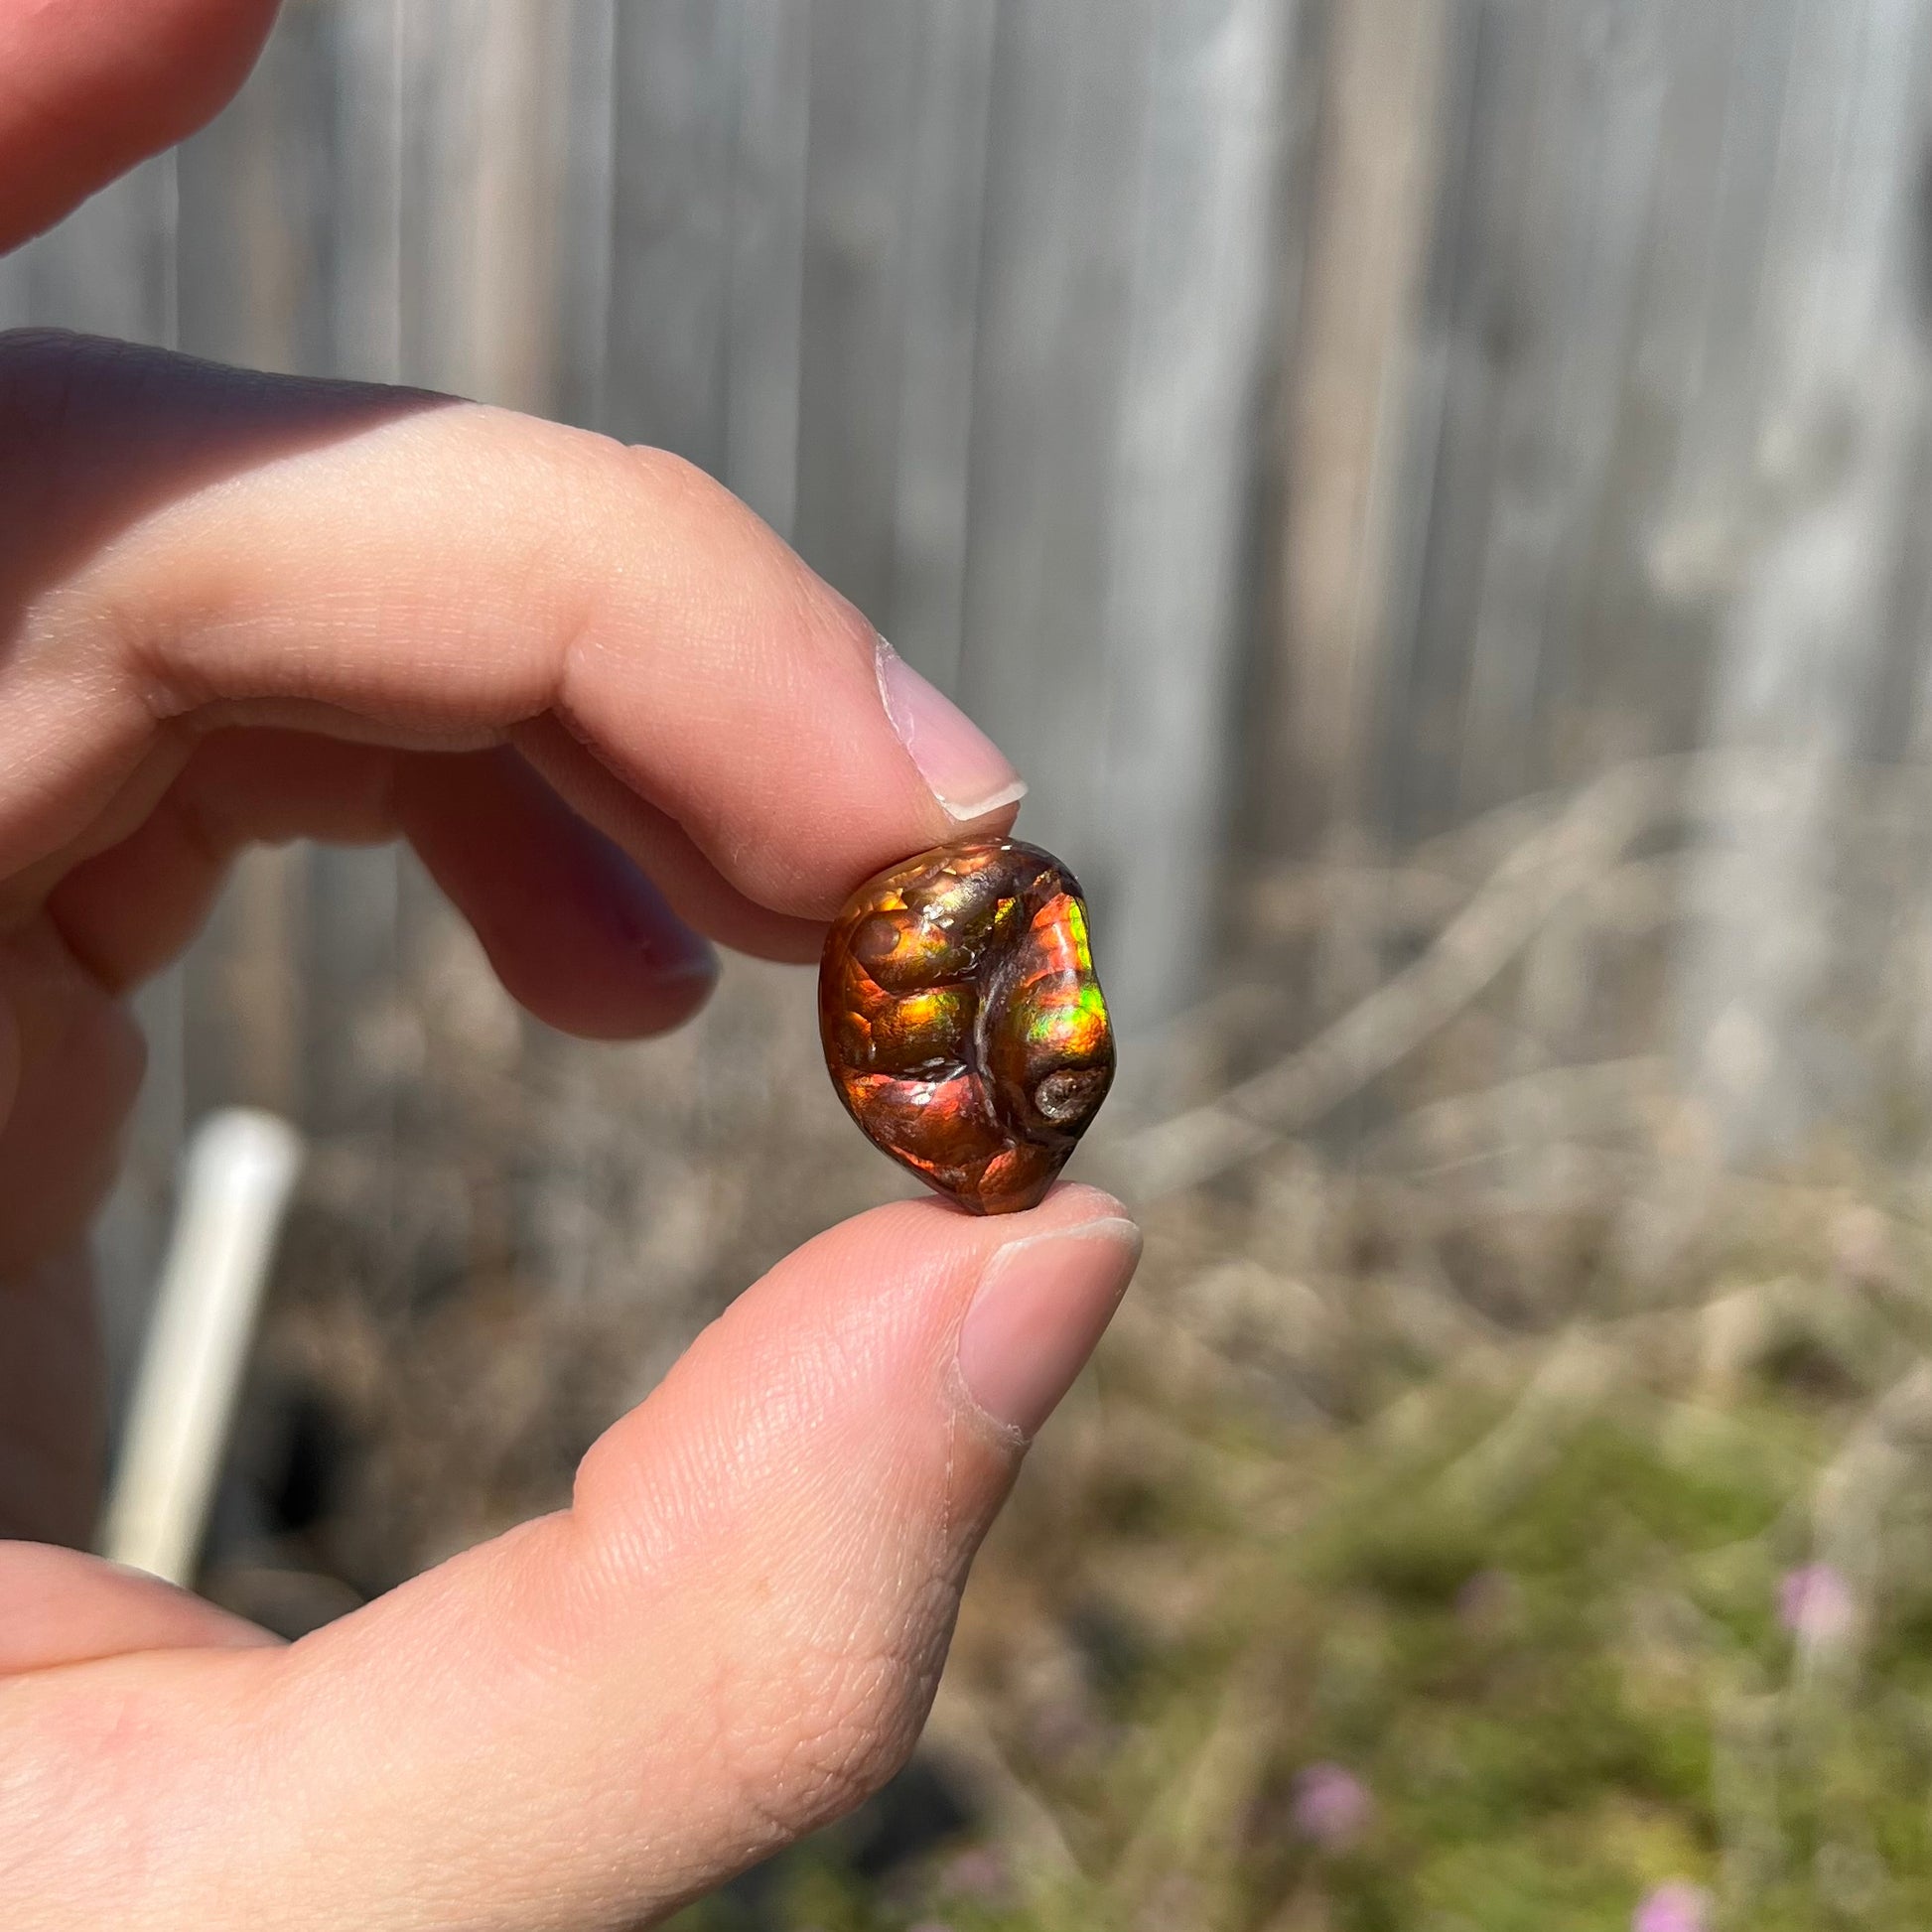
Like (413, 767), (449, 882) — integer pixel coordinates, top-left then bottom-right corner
(819, 839), (1116, 1214)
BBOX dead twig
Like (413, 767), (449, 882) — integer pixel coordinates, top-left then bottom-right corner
(1108, 759), (1686, 1200)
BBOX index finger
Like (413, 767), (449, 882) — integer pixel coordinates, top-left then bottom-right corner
(0, 0), (279, 248)
(0, 333), (1025, 925)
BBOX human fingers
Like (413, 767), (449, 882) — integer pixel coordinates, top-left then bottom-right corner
(0, 927), (143, 1540)
(0, 731), (723, 1373)
(0, 1185), (1140, 1930)
(0, 1542), (277, 1671)
(0, 1250), (107, 1545)
(1, 332), (1025, 933)
(0, 0), (279, 248)
(46, 732), (728, 1038)
(0, 926), (143, 1279)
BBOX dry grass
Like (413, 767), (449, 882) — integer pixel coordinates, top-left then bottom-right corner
(199, 759), (1932, 1929)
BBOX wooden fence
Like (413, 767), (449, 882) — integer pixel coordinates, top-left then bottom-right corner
(9, 0), (1932, 1342)
(1265, 0), (1932, 1164)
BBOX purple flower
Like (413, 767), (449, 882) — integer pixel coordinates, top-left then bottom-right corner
(1632, 1881), (1710, 1932)
(1292, 1762), (1374, 1847)
(1780, 1563), (1856, 1644)
(939, 1846), (1011, 1901)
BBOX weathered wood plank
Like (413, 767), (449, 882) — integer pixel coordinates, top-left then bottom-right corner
(1375, 0), (1547, 843)
(1097, 0), (1301, 1030)
(1454, 0), (1671, 807)
(603, 0), (738, 465)
(398, 0), (570, 408)
(325, 0), (404, 380)
(1565, 0), (1752, 759)
(1273, 0), (1453, 853)
(791, 0), (1002, 689)
(554, 0), (619, 431)
(720, 0), (811, 537)
(886, 0), (1000, 692)
(791, 0), (922, 626)
(959, 0), (1162, 911)
(175, 2), (335, 373)
(1674, 0), (1932, 1154)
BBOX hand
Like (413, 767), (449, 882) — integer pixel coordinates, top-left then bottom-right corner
(0, 6), (1142, 1926)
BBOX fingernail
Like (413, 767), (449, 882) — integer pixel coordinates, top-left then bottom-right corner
(876, 636), (1028, 821)
(956, 1216), (1142, 1439)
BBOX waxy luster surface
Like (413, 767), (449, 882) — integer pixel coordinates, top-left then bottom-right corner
(819, 839), (1116, 1213)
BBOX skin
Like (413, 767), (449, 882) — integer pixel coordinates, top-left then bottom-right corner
(0, 6), (1140, 1926)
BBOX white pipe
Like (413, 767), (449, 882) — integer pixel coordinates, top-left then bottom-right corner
(97, 1108), (305, 1586)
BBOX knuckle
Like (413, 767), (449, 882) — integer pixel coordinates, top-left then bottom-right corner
(619, 441), (726, 506)
(574, 437), (745, 538)
(573, 435), (876, 675)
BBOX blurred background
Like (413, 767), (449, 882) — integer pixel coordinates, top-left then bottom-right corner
(16, 1), (1932, 1926)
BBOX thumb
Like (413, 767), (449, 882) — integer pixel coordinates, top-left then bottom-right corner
(1, 1184), (1139, 1931)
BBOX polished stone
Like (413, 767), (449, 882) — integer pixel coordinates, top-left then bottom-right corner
(819, 839), (1116, 1214)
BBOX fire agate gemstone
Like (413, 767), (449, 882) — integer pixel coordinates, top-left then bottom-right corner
(819, 839), (1116, 1214)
